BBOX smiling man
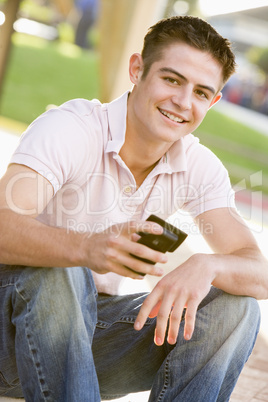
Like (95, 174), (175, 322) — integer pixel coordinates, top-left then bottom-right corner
(0, 15), (267, 402)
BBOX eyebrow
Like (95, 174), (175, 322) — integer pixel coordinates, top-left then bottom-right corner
(159, 67), (216, 96)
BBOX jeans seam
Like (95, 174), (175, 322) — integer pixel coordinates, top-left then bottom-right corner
(16, 286), (50, 401)
(156, 355), (170, 402)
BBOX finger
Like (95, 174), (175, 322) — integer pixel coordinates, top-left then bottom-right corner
(167, 301), (185, 345)
(131, 233), (140, 242)
(184, 301), (198, 341)
(110, 236), (168, 270)
(154, 296), (174, 346)
(129, 239), (168, 265)
(134, 291), (160, 331)
(127, 220), (164, 238)
(104, 257), (145, 279)
(148, 301), (162, 318)
(124, 256), (165, 277)
(104, 244), (146, 279)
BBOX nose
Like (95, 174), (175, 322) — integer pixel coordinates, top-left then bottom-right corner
(171, 87), (192, 111)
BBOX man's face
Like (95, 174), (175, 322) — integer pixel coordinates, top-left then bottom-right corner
(129, 43), (223, 145)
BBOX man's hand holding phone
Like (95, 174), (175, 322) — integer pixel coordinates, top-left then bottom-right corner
(130, 215), (188, 274)
(84, 215), (187, 279)
(83, 219), (170, 279)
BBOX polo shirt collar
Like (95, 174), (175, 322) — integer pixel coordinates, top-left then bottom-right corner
(164, 138), (187, 173)
(105, 91), (128, 154)
(105, 91), (187, 173)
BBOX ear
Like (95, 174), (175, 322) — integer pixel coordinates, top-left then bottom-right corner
(129, 53), (144, 85)
(209, 92), (222, 109)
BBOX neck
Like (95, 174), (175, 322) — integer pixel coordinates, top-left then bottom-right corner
(121, 90), (172, 186)
(119, 127), (170, 187)
(119, 147), (158, 187)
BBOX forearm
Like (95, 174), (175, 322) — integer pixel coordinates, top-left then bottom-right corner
(205, 249), (268, 299)
(0, 210), (168, 279)
(0, 209), (85, 268)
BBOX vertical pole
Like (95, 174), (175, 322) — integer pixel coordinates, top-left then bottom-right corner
(110, 0), (168, 101)
(99, 0), (168, 102)
(0, 0), (22, 100)
(99, 0), (136, 101)
(52, 0), (73, 17)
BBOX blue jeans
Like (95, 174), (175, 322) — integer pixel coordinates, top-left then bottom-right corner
(0, 265), (260, 401)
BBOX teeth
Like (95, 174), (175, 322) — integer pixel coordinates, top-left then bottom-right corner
(160, 109), (184, 123)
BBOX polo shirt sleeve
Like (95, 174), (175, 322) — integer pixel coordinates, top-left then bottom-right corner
(9, 100), (100, 194)
(182, 142), (236, 218)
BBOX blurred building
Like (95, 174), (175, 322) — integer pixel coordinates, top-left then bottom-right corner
(208, 6), (268, 52)
(208, 6), (268, 115)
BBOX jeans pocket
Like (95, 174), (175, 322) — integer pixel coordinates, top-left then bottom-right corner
(96, 314), (155, 329)
(0, 370), (20, 395)
(0, 274), (21, 396)
(96, 292), (153, 328)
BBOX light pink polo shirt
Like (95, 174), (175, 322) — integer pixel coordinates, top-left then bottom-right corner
(10, 91), (235, 294)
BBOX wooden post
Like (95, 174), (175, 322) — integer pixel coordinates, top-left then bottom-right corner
(98, 0), (136, 101)
(0, 0), (22, 100)
(52, 0), (73, 17)
(99, 0), (168, 102)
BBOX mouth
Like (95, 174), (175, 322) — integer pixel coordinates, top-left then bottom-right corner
(158, 108), (187, 124)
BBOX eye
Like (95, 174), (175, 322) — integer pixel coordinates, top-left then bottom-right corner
(195, 89), (209, 99)
(163, 77), (179, 85)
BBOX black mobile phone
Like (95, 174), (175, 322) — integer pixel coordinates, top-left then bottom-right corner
(130, 215), (188, 274)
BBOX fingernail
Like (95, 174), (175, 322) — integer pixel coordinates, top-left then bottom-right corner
(134, 322), (141, 330)
(153, 224), (163, 234)
(156, 268), (164, 276)
(161, 255), (168, 263)
(185, 333), (191, 341)
(155, 336), (163, 346)
(168, 337), (177, 345)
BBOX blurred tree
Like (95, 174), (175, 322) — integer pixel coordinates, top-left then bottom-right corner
(0, 0), (21, 98)
(187, 0), (200, 14)
(165, 0), (200, 16)
(53, 0), (73, 17)
(248, 47), (268, 76)
(257, 50), (268, 76)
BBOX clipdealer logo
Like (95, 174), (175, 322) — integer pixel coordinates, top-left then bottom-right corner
(231, 171), (263, 233)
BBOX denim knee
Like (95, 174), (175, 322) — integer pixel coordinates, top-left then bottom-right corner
(196, 287), (260, 336)
(148, 290), (260, 402)
(12, 266), (98, 332)
(9, 266), (100, 401)
(219, 292), (260, 339)
(236, 295), (260, 323)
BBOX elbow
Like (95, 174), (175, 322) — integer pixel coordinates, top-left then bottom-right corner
(253, 257), (268, 300)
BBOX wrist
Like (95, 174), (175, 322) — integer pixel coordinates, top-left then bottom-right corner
(65, 230), (91, 267)
(190, 253), (219, 283)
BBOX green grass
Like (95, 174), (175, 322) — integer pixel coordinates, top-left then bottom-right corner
(196, 109), (268, 194)
(211, 148), (268, 175)
(197, 109), (268, 153)
(0, 33), (100, 124)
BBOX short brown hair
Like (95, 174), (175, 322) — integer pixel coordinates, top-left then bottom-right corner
(141, 16), (236, 85)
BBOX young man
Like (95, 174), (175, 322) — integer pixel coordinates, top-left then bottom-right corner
(0, 16), (266, 401)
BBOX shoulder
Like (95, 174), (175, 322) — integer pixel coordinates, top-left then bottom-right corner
(180, 135), (234, 217)
(20, 98), (108, 149)
(11, 98), (109, 191)
(45, 98), (106, 134)
(183, 134), (227, 176)
(184, 134), (220, 159)
(57, 97), (104, 117)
